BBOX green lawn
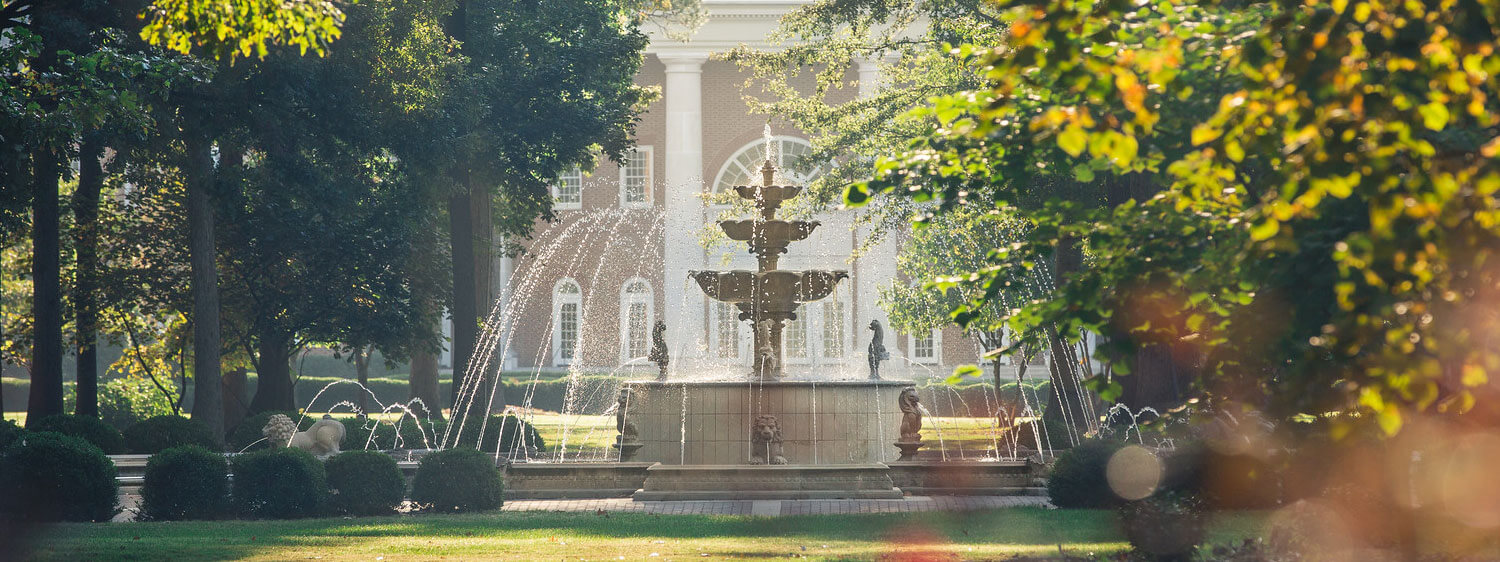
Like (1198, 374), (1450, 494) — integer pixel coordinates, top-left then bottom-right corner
(24, 509), (1268, 561)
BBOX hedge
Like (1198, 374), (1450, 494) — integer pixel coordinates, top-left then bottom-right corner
(410, 447), (503, 512)
(29, 414), (127, 454)
(231, 447), (327, 519)
(124, 415), (220, 454)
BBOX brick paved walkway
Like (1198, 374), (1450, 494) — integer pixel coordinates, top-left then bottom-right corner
(113, 492), (1047, 521)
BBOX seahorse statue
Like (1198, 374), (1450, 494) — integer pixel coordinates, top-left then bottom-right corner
(647, 320), (669, 380)
(868, 320), (891, 380)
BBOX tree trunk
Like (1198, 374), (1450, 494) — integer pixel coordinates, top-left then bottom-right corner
(447, 186), (475, 411)
(222, 367), (248, 433)
(72, 137), (105, 418)
(248, 331), (294, 413)
(26, 148), (64, 426)
(1042, 234), (1089, 446)
(184, 121), (224, 440)
(353, 346), (369, 415)
(409, 228), (444, 420)
(447, 179), (495, 415)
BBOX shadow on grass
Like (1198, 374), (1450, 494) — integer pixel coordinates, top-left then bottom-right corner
(27, 508), (1259, 561)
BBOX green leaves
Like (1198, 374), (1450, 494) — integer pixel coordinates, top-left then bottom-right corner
(1058, 124), (1088, 157)
(139, 0), (348, 61)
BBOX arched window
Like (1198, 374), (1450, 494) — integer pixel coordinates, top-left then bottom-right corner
(711, 136), (825, 198)
(619, 278), (653, 361)
(552, 279), (582, 366)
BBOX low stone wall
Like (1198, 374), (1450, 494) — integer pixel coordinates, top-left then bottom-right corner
(887, 460), (1045, 496)
(503, 462), (654, 499)
(632, 463), (903, 501)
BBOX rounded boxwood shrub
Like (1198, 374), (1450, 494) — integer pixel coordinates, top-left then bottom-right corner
(325, 450), (406, 515)
(140, 445), (229, 521)
(124, 415), (221, 454)
(339, 417), (437, 451)
(231, 447), (327, 519)
(0, 418), (24, 451)
(410, 447), (502, 512)
(227, 410), (311, 452)
(29, 414), (126, 454)
(1047, 439), (1125, 508)
(0, 431), (118, 522)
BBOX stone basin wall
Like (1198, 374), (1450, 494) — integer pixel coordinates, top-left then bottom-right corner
(620, 379), (913, 465)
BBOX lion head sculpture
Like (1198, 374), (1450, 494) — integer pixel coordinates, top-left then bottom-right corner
(749, 414), (787, 465)
(898, 386), (923, 443)
(262, 414), (298, 447)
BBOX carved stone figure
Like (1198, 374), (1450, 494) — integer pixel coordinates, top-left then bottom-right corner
(647, 320), (669, 381)
(749, 414), (787, 465)
(867, 320), (891, 380)
(263, 413), (346, 457)
(894, 386), (926, 460)
(615, 388), (639, 443)
(898, 386), (922, 442)
(613, 388), (643, 461)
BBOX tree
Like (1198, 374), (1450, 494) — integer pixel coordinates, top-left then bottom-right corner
(855, 0), (1500, 441)
(880, 207), (1046, 386)
(404, 0), (651, 423)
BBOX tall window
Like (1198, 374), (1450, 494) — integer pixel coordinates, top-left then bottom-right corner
(821, 298), (846, 359)
(552, 166), (583, 210)
(713, 302), (741, 359)
(910, 329), (941, 364)
(711, 137), (825, 201)
(620, 146), (652, 207)
(552, 279), (582, 366)
(619, 279), (652, 361)
(784, 312), (808, 361)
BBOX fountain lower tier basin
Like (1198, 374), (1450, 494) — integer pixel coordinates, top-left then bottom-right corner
(621, 379), (914, 465)
(632, 464), (902, 501)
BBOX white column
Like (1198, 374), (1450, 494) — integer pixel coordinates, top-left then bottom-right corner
(853, 56), (904, 373)
(659, 52), (711, 362)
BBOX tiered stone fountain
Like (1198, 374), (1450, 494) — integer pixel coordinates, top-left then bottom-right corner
(619, 146), (914, 500)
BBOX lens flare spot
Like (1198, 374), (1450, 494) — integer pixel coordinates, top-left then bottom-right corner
(1107, 444), (1163, 501)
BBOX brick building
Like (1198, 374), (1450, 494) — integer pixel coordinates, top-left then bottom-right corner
(455, 1), (990, 380)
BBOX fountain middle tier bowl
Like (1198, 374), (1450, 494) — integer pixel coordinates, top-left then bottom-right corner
(719, 220), (820, 247)
(689, 270), (849, 304)
(619, 379), (915, 465)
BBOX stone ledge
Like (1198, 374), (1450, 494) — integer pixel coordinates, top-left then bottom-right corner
(634, 463), (902, 501)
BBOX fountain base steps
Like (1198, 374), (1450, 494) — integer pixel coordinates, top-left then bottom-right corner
(886, 460), (1047, 496)
(504, 462), (654, 499)
(631, 463), (904, 501)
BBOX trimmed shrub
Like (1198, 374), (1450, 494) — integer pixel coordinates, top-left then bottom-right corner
(140, 445), (229, 521)
(0, 431), (118, 522)
(339, 417), (438, 451)
(434, 415), (544, 452)
(325, 451), (406, 516)
(410, 447), (503, 512)
(124, 415), (220, 454)
(1046, 439), (1124, 508)
(29, 414), (126, 454)
(231, 447), (327, 518)
(227, 410), (311, 452)
(0, 418), (24, 451)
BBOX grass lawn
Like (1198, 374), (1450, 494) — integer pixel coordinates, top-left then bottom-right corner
(24, 508), (1268, 561)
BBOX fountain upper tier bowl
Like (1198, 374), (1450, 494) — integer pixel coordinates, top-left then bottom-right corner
(733, 184), (802, 220)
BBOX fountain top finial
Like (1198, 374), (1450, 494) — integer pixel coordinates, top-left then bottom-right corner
(761, 124), (776, 187)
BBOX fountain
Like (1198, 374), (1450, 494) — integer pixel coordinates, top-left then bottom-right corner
(615, 132), (925, 499)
